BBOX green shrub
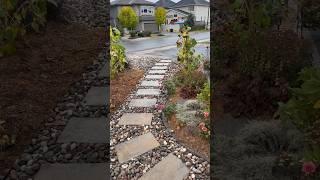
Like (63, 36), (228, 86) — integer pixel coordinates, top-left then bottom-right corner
(0, 0), (51, 57)
(197, 82), (210, 110)
(279, 67), (320, 130)
(137, 31), (151, 37)
(163, 103), (176, 118)
(129, 31), (136, 38)
(177, 26), (202, 72)
(175, 100), (203, 126)
(164, 79), (176, 96)
(110, 27), (126, 78)
(191, 24), (205, 31)
(143, 31), (151, 37)
(212, 120), (305, 179)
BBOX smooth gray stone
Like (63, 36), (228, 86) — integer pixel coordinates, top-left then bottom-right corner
(148, 70), (166, 74)
(115, 132), (160, 163)
(136, 89), (161, 96)
(34, 163), (108, 180)
(145, 75), (164, 80)
(118, 113), (153, 125)
(141, 80), (161, 87)
(155, 63), (170, 66)
(58, 117), (107, 143)
(151, 66), (167, 70)
(98, 64), (109, 77)
(84, 87), (108, 106)
(159, 60), (172, 63)
(129, 98), (157, 107)
(138, 153), (189, 180)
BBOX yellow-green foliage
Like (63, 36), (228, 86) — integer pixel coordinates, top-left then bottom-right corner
(117, 6), (138, 30)
(0, 0), (49, 57)
(176, 26), (202, 72)
(110, 27), (126, 78)
(155, 7), (166, 29)
(197, 82), (210, 111)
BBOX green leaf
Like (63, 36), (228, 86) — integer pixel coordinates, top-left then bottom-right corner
(313, 100), (320, 109)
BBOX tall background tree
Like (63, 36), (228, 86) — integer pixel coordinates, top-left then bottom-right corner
(117, 6), (138, 31)
(155, 7), (166, 33)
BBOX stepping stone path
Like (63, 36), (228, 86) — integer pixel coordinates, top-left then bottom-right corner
(129, 98), (157, 107)
(84, 87), (109, 106)
(110, 59), (209, 179)
(31, 62), (109, 179)
(141, 80), (161, 87)
(118, 113), (153, 125)
(34, 163), (108, 180)
(148, 70), (167, 74)
(151, 66), (167, 70)
(58, 117), (107, 143)
(138, 153), (189, 180)
(115, 132), (160, 163)
(136, 88), (161, 96)
(145, 75), (164, 80)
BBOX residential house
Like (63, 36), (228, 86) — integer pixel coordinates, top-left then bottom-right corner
(165, 9), (190, 32)
(173, 0), (210, 27)
(110, 0), (159, 32)
(154, 0), (176, 9)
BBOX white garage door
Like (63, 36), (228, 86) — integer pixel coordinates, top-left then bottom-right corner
(144, 23), (158, 32)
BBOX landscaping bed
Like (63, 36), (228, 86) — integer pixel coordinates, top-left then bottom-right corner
(164, 88), (209, 159)
(0, 21), (104, 175)
(211, 0), (320, 179)
(110, 68), (144, 112)
(161, 27), (211, 161)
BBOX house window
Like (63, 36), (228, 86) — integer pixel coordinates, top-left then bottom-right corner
(174, 14), (177, 17)
(188, 6), (194, 11)
(144, 9), (147, 13)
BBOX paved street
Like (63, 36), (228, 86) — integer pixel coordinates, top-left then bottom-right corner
(122, 31), (210, 58)
(122, 31), (209, 52)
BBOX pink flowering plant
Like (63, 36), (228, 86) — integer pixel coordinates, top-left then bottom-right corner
(198, 111), (210, 139)
(301, 146), (320, 178)
(302, 161), (317, 176)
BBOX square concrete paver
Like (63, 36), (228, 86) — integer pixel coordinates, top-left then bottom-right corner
(34, 163), (108, 180)
(159, 60), (172, 63)
(115, 132), (160, 163)
(138, 153), (189, 180)
(98, 64), (109, 78)
(58, 117), (107, 143)
(129, 98), (157, 107)
(136, 89), (161, 96)
(84, 87), (108, 106)
(148, 70), (166, 74)
(145, 75), (164, 80)
(155, 63), (170, 66)
(141, 80), (161, 87)
(118, 113), (153, 125)
(151, 66), (167, 70)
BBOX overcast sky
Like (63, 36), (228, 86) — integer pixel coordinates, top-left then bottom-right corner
(110, 0), (209, 2)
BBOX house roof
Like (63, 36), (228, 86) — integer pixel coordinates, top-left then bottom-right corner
(168, 8), (191, 15)
(154, 0), (176, 8)
(111, 0), (154, 6)
(173, 0), (209, 7)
